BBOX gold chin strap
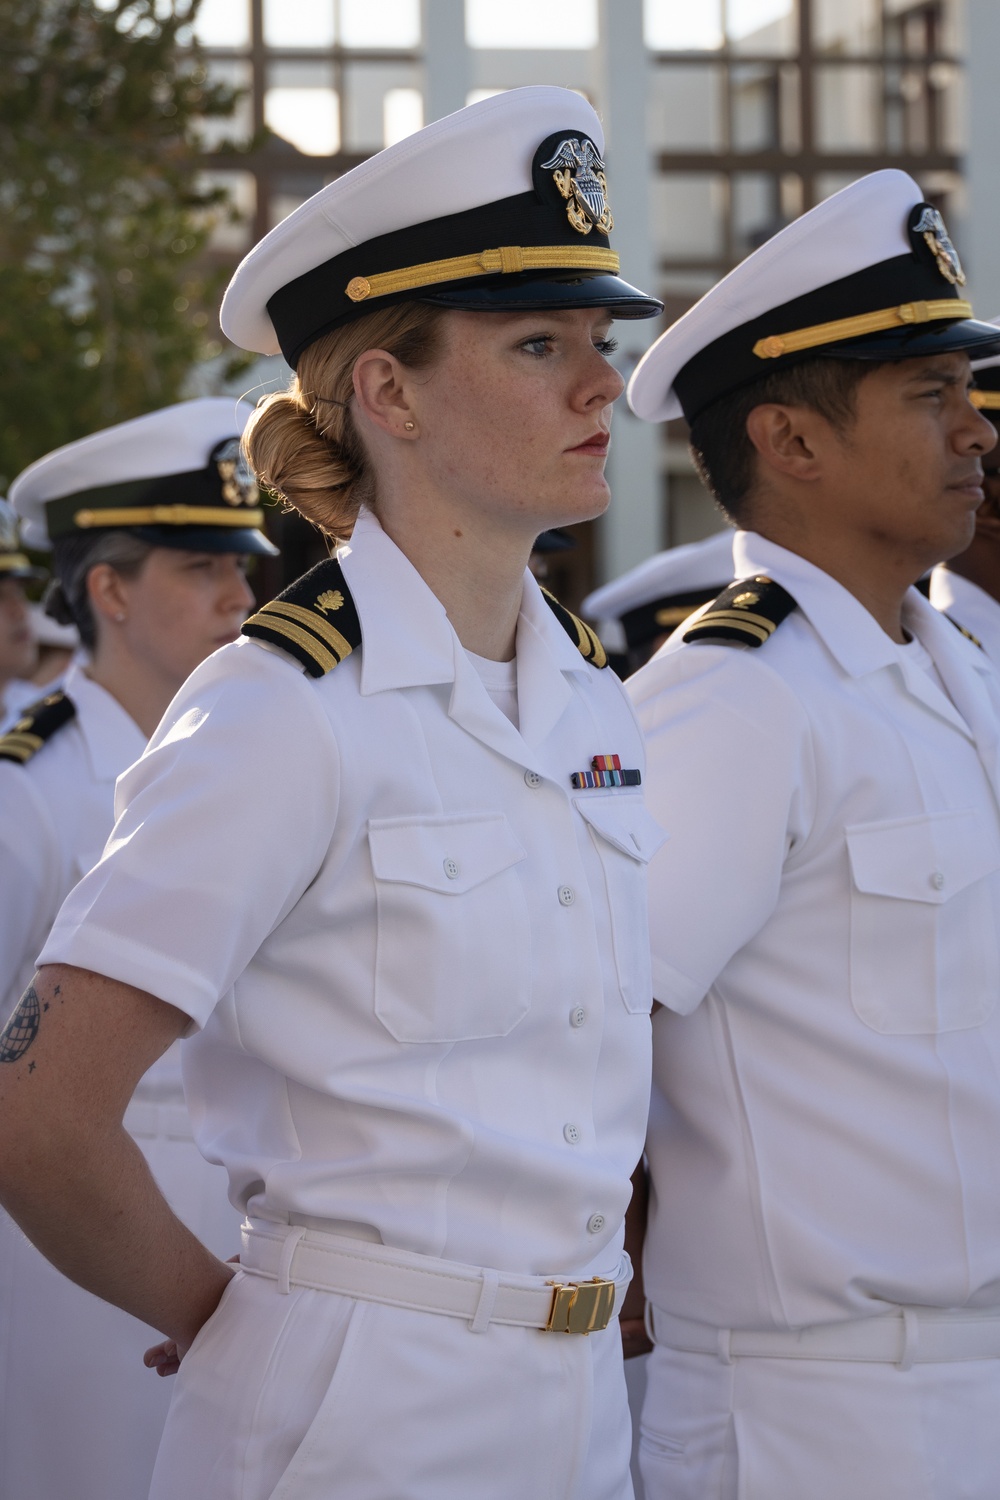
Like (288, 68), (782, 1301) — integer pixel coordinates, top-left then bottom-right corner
(970, 389), (1000, 409)
(752, 299), (974, 360)
(345, 244), (620, 303)
(74, 505), (264, 528)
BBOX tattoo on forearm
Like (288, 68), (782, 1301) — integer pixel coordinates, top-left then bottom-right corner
(0, 985), (41, 1064)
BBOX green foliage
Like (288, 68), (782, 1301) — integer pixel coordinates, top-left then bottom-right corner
(0, 0), (248, 489)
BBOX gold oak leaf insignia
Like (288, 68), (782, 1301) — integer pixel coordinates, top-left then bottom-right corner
(316, 590), (345, 614)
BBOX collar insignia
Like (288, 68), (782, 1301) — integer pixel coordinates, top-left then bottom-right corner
(911, 205), (966, 287)
(539, 136), (614, 237)
(212, 437), (260, 508)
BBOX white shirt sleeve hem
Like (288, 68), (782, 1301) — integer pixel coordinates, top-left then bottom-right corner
(37, 924), (215, 1031)
(651, 954), (708, 1016)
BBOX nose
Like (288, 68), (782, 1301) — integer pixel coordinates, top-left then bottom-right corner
(575, 346), (626, 412)
(961, 402), (998, 455)
(220, 558), (255, 618)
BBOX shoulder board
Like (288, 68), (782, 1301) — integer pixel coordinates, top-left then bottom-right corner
(242, 557), (362, 679)
(682, 575), (797, 649)
(541, 588), (608, 668)
(946, 614), (984, 650)
(0, 691), (77, 764)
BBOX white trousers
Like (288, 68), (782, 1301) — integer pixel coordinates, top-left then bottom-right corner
(639, 1342), (1000, 1500)
(0, 1130), (239, 1500)
(149, 1264), (635, 1500)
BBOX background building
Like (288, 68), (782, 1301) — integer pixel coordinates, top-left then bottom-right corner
(189, 0), (988, 603)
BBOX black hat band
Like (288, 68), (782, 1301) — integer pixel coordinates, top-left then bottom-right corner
(44, 456), (262, 540)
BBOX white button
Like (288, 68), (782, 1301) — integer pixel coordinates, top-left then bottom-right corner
(524, 770), (542, 788)
(930, 870), (945, 890)
(443, 858), (460, 880)
(586, 1214), (606, 1235)
(558, 885), (576, 907)
(563, 1123), (581, 1144)
(570, 1007), (587, 1029)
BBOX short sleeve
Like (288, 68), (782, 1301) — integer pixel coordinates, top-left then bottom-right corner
(627, 645), (811, 1013)
(40, 641), (340, 1028)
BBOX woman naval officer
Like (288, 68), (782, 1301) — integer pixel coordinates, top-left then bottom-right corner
(0, 500), (46, 730)
(0, 87), (665, 1500)
(0, 398), (273, 1500)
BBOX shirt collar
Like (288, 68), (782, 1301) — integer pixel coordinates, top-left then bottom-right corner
(63, 660), (146, 783)
(340, 507), (590, 693)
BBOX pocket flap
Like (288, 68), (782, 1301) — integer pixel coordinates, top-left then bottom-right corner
(368, 813), (527, 894)
(574, 796), (668, 863)
(846, 811), (1000, 905)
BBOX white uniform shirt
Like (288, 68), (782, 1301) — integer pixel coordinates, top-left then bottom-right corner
(0, 662), (186, 1098)
(42, 510), (662, 1277)
(929, 565), (1000, 663)
(0, 663), (144, 1008)
(629, 532), (1000, 1330)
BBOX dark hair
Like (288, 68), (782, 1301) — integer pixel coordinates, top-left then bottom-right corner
(688, 357), (884, 524)
(46, 531), (155, 652)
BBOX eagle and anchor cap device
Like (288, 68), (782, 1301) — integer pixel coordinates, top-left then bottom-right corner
(10, 399), (277, 557)
(629, 169), (1000, 426)
(221, 85), (662, 367)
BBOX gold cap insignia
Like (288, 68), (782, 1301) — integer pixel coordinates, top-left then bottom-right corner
(539, 137), (613, 237)
(911, 205), (966, 287)
(213, 438), (260, 508)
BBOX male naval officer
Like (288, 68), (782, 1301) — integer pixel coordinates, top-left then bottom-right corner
(929, 328), (1000, 658)
(625, 170), (1000, 1500)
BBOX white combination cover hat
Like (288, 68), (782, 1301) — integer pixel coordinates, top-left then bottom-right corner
(10, 398), (276, 556)
(629, 169), (1000, 425)
(221, 85), (662, 367)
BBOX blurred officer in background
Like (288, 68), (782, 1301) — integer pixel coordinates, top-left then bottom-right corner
(583, 529), (737, 675)
(0, 498), (44, 730)
(930, 327), (1000, 658)
(0, 397), (275, 1500)
(627, 171), (1000, 1500)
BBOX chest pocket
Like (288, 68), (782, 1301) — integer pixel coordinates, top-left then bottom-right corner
(368, 813), (530, 1044)
(846, 810), (1000, 1034)
(574, 796), (667, 1014)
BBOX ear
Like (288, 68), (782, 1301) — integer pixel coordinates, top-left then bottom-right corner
(86, 562), (130, 626)
(352, 348), (418, 441)
(745, 403), (832, 484)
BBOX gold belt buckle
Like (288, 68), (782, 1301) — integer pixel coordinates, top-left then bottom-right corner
(545, 1276), (616, 1335)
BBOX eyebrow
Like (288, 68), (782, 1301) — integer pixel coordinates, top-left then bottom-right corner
(904, 365), (969, 387)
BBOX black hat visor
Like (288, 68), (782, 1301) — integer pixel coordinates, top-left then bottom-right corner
(817, 314), (1000, 363)
(423, 270), (662, 320)
(131, 525), (278, 557)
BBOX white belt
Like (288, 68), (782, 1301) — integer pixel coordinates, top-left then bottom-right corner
(123, 1098), (193, 1142)
(648, 1303), (1000, 1371)
(240, 1222), (630, 1336)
